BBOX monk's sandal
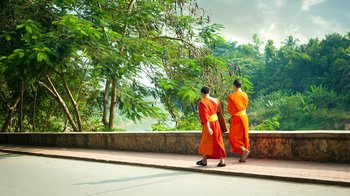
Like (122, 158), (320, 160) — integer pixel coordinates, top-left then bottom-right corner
(196, 160), (207, 166)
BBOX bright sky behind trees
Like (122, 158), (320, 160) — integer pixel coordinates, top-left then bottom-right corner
(199, 0), (350, 47)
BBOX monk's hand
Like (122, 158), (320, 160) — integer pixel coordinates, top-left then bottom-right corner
(205, 122), (213, 135)
(207, 127), (213, 135)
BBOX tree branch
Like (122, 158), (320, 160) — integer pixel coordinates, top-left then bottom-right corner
(38, 81), (58, 99)
(0, 92), (10, 110)
(154, 36), (204, 56)
(128, 0), (137, 15)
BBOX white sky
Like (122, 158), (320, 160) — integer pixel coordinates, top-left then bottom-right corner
(198, 0), (350, 47)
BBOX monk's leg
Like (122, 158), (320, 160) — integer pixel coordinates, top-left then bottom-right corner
(202, 155), (207, 164)
(216, 157), (226, 167)
(219, 157), (225, 165)
(238, 145), (250, 162)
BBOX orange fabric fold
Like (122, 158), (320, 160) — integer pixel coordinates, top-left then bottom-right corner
(227, 91), (249, 155)
(198, 98), (226, 159)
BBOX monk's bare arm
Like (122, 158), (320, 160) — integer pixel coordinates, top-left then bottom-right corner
(205, 122), (213, 135)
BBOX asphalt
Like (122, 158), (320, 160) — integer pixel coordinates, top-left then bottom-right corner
(0, 144), (349, 187)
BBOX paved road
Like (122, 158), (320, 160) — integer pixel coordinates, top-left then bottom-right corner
(1, 152), (349, 196)
(1, 144), (349, 185)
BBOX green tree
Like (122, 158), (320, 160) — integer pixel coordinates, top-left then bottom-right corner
(1, 0), (226, 132)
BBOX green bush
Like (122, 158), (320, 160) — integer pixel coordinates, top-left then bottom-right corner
(249, 91), (286, 129)
(249, 88), (350, 130)
(151, 123), (173, 131)
(305, 85), (337, 109)
(253, 115), (280, 130)
(151, 112), (174, 131)
(302, 108), (350, 130)
(278, 93), (306, 130)
(175, 113), (202, 131)
(337, 93), (350, 110)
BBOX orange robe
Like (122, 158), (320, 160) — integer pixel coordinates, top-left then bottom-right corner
(227, 91), (249, 155)
(198, 98), (226, 159)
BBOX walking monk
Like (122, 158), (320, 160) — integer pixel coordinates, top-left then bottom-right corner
(227, 79), (250, 162)
(196, 86), (226, 167)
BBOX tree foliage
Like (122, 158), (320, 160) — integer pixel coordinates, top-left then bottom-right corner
(0, 0), (226, 132)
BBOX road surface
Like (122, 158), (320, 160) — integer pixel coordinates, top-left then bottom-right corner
(0, 152), (349, 196)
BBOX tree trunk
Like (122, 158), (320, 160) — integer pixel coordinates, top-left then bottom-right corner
(61, 71), (83, 132)
(39, 77), (79, 132)
(19, 81), (24, 132)
(1, 97), (20, 132)
(62, 119), (69, 132)
(108, 79), (117, 129)
(32, 85), (37, 132)
(103, 79), (111, 127)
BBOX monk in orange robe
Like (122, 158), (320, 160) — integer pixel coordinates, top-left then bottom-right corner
(227, 79), (250, 162)
(197, 86), (226, 167)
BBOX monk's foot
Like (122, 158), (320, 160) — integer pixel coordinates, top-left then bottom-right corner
(239, 149), (250, 162)
(196, 160), (207, 166)
(217, 162), (226, 167)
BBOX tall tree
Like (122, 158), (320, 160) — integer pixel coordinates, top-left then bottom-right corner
(1, 0), (224, 131)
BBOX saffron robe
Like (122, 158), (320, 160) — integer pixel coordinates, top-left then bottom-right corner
(198, 98), (227, 159)
(227, 90), (249, 154)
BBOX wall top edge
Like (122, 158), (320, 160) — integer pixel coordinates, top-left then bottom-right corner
(0, 130), (349, 134)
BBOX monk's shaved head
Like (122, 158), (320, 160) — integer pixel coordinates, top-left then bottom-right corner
(201, 86), (210, 95)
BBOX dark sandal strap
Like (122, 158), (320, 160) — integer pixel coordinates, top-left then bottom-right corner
(217, 162), (226, 167)
(196, 160), (207, 166)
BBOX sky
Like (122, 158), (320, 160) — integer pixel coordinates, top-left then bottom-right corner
(198, 0), (350, 47)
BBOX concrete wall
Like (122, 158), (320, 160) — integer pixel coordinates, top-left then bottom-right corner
(0, 131), (349, 163)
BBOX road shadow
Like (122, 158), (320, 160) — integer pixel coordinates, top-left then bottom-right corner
(73, 171), (191, 185)
(0, 152), (22, 160)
